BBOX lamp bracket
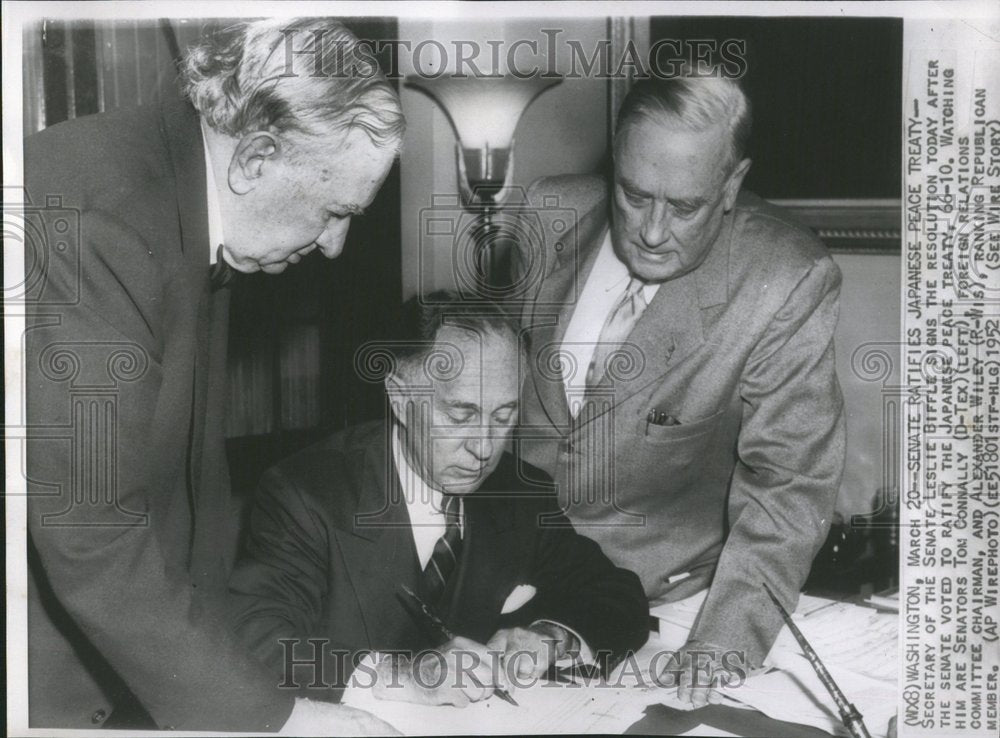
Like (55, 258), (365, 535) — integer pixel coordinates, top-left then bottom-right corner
(455, 141), (517, 211)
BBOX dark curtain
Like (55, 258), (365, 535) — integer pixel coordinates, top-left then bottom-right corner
(649, 17), (903, 199)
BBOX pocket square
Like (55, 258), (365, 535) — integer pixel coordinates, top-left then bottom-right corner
(500, 584), (537, 614)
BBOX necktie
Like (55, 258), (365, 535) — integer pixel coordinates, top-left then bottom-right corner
(422, 494), (463, 606)
(586, 277), (648, 388)
(209, 243), (237, 290)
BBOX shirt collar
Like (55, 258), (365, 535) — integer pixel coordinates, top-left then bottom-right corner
(391, 423), (446, 516)
(201, 119), (225, 266)
(600, 231), (660, 303)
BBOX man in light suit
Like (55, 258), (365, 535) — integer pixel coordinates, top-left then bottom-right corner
(24, 18), (401, 733)
(515, 73), (846, 704)
(229, 294), (649, 706)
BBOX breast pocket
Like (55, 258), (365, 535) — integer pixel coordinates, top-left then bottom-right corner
(621, 407), (729, 497)
(640, 407), (726, 445)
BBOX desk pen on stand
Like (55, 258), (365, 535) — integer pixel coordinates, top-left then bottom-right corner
(763, 583), (872, 738)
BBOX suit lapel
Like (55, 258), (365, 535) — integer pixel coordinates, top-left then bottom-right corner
(593, 205), (735, 409)
(444, 488), (518, 640)
(160, 94), (210, 264)
(338, 429), (424, 647)
(159, 95), (216, 508)
(605, 269), (703, 402)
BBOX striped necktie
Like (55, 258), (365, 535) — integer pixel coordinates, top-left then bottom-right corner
(422, 494), (463, 606)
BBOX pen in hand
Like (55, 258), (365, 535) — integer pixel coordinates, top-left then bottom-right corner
(397, 585), (519, 707)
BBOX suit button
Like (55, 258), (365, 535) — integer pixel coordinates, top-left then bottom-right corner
(91, 709), (107, 724)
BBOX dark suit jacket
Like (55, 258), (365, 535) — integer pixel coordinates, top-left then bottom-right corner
(23, 94), (291, 730)
(228, 421), (649, 700)
(515, 175), (846, 669)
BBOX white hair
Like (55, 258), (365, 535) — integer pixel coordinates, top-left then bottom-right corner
(615, 69), (751, 171)
(180, 18), (404, 149)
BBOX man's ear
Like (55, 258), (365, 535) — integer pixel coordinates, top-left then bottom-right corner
(228, 131), (279, 195)
(385, 373), (409, 428)
(722, 157), (751, 212)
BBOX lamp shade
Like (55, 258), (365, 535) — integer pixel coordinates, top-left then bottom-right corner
(405, 75), (562, 288)
(405, 75), (563, 151)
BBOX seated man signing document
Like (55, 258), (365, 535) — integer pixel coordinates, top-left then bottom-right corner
(229, 293), (648, 705)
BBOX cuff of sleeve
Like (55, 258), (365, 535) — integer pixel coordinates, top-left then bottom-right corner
(531, 619), (594, 664)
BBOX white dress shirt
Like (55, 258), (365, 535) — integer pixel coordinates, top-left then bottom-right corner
(390, 425), (591, 661)
(391, 427), (463, 568)
(201, 119), (225, 265)
(560, 230), (659, 406)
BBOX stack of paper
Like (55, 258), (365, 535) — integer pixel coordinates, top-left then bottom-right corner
(649, 591), (898, 736)
(649, 589), (708, 649)
(715, 655), (897, 738)
(768, 600), (898, 683)
(341, 593), (897, 736)
(650, 591), (847, 650)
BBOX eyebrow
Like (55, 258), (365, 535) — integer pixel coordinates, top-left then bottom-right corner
(445, 400), (519, 414)
(616, 175), (649, 197)
(669, 196), (708, 210)
(617, 177), (706, 210)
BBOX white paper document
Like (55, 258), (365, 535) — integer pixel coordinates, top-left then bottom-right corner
(716, 655), (897, 738)
(652, 591), (897, 682)
(342, 679), (664, 735)
(651, 591), (898, 736)
(768, 601), (898, 684)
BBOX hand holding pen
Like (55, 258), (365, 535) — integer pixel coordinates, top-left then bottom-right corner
(370, 635), (502, 708)
(396, 586), (519, 707)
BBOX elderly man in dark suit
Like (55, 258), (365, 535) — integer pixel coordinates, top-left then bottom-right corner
(229, 294), (649, 706)
(515, 73), (846, 705)
(24, 18), (401, 733)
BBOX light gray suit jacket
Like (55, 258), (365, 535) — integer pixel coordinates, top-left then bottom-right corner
(514, 175), (846, 668)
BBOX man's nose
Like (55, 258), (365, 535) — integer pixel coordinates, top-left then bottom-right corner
(465, 429), (495, 463)
(316, 217), (351, 259)
(640, 201), (671, 247)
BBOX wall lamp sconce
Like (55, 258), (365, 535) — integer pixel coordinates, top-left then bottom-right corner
(405, 75), (563, 289)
